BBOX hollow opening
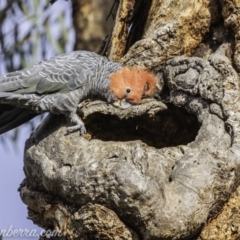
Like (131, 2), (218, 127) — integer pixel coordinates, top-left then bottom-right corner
(125, 0), (153, 52)
(85, 104), (200, 149)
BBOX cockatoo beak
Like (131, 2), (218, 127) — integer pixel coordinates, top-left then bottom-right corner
(112, 99), (132, 109)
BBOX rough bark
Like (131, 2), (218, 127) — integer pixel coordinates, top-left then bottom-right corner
(19, 0), (240, 240)
(197, 184), (240, 240)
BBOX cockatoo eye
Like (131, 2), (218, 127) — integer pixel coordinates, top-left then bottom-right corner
(126, 88), (131, 94)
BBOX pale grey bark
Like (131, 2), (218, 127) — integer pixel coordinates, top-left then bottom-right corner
(20, 42), (240, 240)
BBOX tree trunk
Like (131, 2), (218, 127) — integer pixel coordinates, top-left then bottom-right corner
(19, 0), (240, 239)
(72, 0), (114, 52)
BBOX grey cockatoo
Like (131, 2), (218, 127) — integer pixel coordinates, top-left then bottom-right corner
(0, 51), (157, 135)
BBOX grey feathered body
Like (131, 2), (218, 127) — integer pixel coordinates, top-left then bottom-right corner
(0, 51), (122, 134)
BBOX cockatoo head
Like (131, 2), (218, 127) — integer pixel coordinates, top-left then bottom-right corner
(109, 67), (157, 109)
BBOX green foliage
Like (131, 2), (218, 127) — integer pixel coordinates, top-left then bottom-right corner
(0, 0), (74, 142)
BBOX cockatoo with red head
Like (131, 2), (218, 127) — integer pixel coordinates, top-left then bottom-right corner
(0, 51), (157, 135)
